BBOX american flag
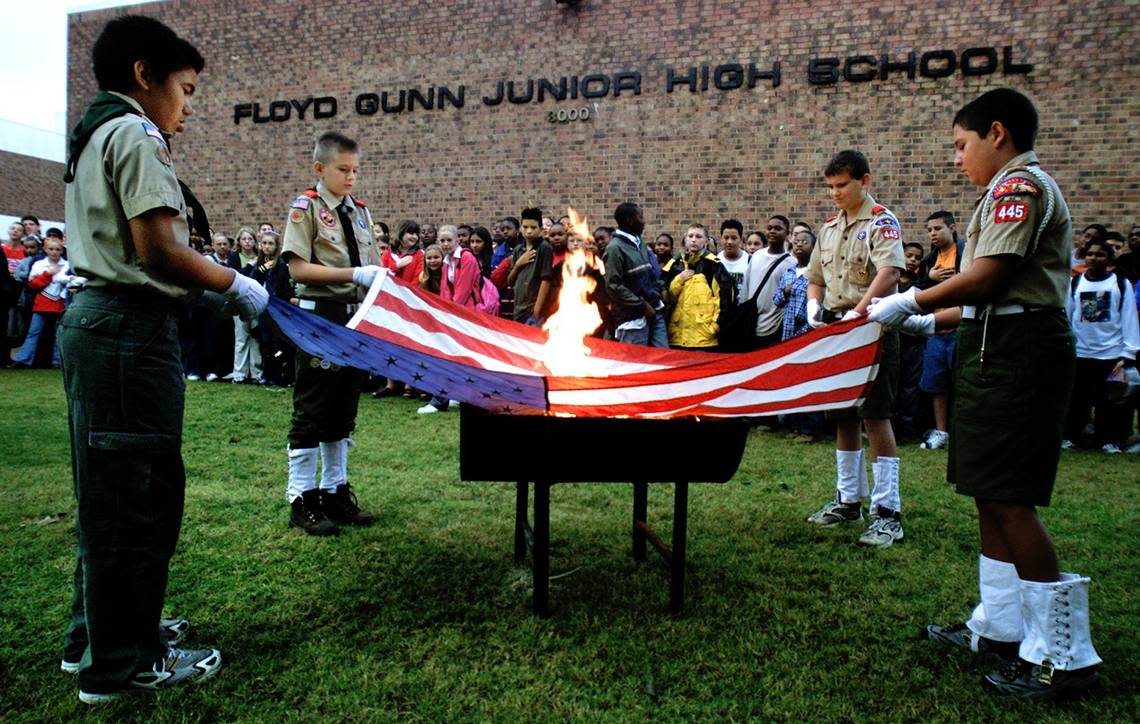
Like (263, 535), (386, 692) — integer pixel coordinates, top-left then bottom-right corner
(268, 270), (883, 418)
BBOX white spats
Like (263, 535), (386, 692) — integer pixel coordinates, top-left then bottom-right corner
(966, 555), (1023, 644)
(286, 446), (318, 502)
(318, 437), (353, 492)
(870, 456), (900, 513)
(835, 449), (864, 504)
(1018, 573), (1102, 671)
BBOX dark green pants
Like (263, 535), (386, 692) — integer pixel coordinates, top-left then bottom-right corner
(59, 287), (185, 693)
(289, 302), (365, 449)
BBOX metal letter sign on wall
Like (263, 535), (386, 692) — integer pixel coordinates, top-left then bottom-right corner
(233, 46), (1032, 125)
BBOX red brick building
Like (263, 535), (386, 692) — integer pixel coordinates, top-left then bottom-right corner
(0, 150), (65, 228)
(67, 0), (1137, 243)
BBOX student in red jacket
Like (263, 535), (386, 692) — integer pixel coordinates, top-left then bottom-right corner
(439, 224), (481, 310)
(12, 238), (73, 367)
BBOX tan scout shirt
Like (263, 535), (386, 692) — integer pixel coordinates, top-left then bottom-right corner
(281, 180), (379, 302)
(65, 92), (192, 299)
(806, 195), (906, 312)
(961, 151), (1071, 309)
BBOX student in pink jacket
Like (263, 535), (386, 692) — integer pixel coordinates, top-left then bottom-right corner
(439, 224), (482, 310)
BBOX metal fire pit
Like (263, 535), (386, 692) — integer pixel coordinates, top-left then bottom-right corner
(459, 405), (748, 616)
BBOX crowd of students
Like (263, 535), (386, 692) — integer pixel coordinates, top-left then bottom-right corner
(5, 208), (1137, 451)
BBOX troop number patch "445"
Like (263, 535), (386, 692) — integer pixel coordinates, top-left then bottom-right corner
(994, 202), (1029, 223)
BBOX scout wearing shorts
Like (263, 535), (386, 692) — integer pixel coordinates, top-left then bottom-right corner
(281, 132), (382, 536)
(869, 88), (1101, 699)
(60, 16), (268, 704)
(804, 150), (906, 547)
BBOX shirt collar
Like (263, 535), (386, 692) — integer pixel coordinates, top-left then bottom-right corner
(106, 91), (147, 118)
(613, 229), (641, 246)
(316, 180), (348, 210)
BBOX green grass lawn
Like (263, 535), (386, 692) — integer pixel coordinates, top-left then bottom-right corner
(1, 369), (1136, 721)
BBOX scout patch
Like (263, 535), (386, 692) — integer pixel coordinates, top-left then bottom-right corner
(357, 217), (368, 230)
(881, 228), (900, 240)
(140, 120), (166, 144)
(857, 231), (868, 241)
(154, 143), (172, 167)
(289, 209), (305, 223)
(873, 217), (897, 227)
(318, 207), (337, 229)
(291, 196), (311, 210)
(991, 176), (1041, 200)
(994, 201), (1029, 224)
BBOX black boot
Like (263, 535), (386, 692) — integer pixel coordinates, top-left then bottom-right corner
(290, 490), (339, 536)
(320, 483), (376, 526)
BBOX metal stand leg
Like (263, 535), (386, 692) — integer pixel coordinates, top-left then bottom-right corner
(514, 481), (528, 563)
(632, 481), (648, 562)
(533, 481), (551, 617)
(670, 481), (689, 614)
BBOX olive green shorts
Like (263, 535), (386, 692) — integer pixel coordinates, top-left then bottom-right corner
(948, 309), (1074, 507)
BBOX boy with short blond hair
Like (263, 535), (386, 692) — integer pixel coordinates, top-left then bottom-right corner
(281, 131), (382, 536)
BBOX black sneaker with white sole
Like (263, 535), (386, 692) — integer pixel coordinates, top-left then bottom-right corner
(984, 657), (1099, 700)
(924, 622), (1019, 660)
(78, 646), (222, 705)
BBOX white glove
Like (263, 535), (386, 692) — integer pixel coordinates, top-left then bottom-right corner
(866, 287), (923, 327)
(52, 271), (72, 284)
(841, 309), (861, 322)
(352, 265), (383, 288)
(806, 298), (826, 329)
(223, 271), (269, 321)
(66, 275), (88, 289)
(900, 313), (936, 337)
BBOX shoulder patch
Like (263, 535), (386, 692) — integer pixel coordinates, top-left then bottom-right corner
(871, 204), (886, 215)
(991, 176), (1042, 200)
(140, 120), (166, 145)
(302, 189), (320, 198)
(291, 196), (311, 210)
(873, 217), (897, 227)
(826, 214), (837, 223)
(289, 209), (305, 224)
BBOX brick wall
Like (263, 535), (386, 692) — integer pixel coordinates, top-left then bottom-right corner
(67, 0), (1137, 246)
(0, 150), (65, 223)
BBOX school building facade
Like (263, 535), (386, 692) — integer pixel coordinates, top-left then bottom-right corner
(67, 0), (1137, 243)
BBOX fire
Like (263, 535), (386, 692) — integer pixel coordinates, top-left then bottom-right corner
(541, 208), (606, 377)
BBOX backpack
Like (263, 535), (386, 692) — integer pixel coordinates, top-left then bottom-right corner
(719, 253), (788, 352)
(474, 275), (500, 316)
(1070, 272), (1126, 313)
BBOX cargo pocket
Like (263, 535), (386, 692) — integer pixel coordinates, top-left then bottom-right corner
(86, 430), (180, 551)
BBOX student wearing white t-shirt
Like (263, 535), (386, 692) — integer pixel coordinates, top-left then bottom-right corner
(742, 215), (798, 348)
(1063, 238), (1139, 453)
(716, 219), (749, 300)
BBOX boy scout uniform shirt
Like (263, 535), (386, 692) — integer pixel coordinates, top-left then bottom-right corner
(281, 180), (378, 302)
(961, 151), (1071, 309)
(806, 195), (906, 312)
(65, 91), (192, 299)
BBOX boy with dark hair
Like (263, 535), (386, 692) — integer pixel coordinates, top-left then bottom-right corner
(742, 215), (797, 349)
(281, 131), (382, 536)
(870, 87), (1102, 698)
(60, 14), (269, 703)
(915, 210), (965, 449)
(605, 202), (666, 346)
(717, 219), (749, 299)
(805, 149), (906, 547)
(506, 207), (553, 324)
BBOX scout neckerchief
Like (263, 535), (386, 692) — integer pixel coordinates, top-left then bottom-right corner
(64, 91), (210, 240)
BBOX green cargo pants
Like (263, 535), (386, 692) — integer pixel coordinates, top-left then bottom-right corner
(59, 287), (186, 694)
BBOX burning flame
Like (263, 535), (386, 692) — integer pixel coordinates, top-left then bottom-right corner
(542, 208), (606, 377)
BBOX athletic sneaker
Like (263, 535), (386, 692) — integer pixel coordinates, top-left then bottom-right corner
(1060, 439), (1075, 450)
(857, 508), (904, 547)
(924, 622), (1019, 660)
(417, 403), (442, 414)
(205, 373), (219, 382)
(984, 657), (1099, 700)
(806, 496), (863, 527)
(1101, 443), (1122, 454)
(186, 374), (201, 382)
(78, 646), (222, 704)
(920, 429), (949, 449)
(62, 618), (191, 673)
